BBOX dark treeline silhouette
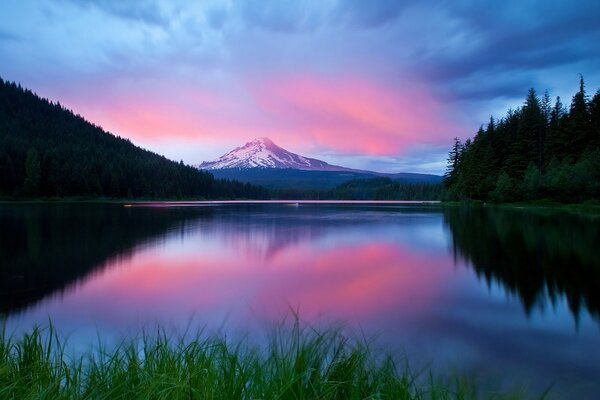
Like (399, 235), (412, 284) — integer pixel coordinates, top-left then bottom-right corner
(444, 77), (600, 202)
(0, 204), (214, 314)
(271, 178), (442, 200)
(444, 207), (600, 322)
(330, 178), (443, 200)
(0, 78), (268, 199)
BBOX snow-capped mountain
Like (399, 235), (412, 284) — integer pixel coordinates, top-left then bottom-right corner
(198, 137), (442, 189)
(198, 137), (352, 171)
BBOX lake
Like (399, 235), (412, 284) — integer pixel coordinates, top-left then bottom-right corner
(1, 202), (599, 398)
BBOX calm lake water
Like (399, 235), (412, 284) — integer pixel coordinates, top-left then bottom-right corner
(1, 202), (599, 398)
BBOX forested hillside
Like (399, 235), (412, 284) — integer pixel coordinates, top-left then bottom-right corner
(271, 178), (442, 200)
(0, 78), (267, 199)
(331, 178), (442, 200)
(444, 77), (600, 202)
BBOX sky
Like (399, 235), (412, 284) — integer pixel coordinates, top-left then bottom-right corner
(1, 0), (599, 174)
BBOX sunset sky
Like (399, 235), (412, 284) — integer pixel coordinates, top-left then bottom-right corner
(1, 0), (599, 174)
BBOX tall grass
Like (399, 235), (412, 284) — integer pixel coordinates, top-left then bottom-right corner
(0, 319), (530, 399)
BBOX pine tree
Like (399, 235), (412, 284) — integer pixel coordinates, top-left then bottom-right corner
(566, 75), (591, 159)
(590, 90), (600, 149)
(541, 90), (552, 126)
(445, 77), (599, 203)
(444, 137), (462, 188)
(470, 126), (495, 198)
(545, 96), (567, 162)
(510, 88), (545, 175)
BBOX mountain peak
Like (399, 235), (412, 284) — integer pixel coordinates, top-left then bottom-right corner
(252, 137), (273, 144)
(198, 138), (352, 171)
(242, 137), (277, 150)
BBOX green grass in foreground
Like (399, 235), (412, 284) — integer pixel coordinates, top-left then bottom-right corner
(0, 320), (536, 400)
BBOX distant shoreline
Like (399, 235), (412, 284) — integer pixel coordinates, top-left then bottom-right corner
(441, 199), (600, 216)
(0, 199), (442, 205)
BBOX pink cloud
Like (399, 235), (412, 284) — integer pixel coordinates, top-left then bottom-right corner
(58, 79), (234, 142)
(48, 72), (461, 158)
(248, 74), (461, 155)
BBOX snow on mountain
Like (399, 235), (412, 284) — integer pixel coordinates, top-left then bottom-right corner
(198, 137), (353, 171)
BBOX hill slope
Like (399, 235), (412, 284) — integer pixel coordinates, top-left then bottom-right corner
(0, 78), (267, 199)
(209, 168), (442, 190)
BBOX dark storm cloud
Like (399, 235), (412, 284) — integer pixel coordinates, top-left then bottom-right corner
(229, 0), (600, 101)
(412, 0), (600, 100)
(448, 75), (534, 102)
(428, 15), (599, 79)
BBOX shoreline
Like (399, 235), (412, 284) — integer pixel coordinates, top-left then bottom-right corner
(0, 198), (442, 205)
(2, 198), (598, 215)
(441, 199), (600, 216)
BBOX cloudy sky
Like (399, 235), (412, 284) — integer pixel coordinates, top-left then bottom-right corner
(1, 0), (599, 174)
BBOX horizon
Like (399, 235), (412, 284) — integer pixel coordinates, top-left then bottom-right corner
(1, 1), (599, 174)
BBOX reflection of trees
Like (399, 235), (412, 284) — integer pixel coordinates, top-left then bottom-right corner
(444, 207), (600, 321)
(0, 204), (211, 315)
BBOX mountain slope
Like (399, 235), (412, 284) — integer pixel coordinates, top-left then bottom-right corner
(201, 138), (442, 189)
(0, 78), (267, 199)
(209, 168), (442, 190)
(199, 137), (353, 171)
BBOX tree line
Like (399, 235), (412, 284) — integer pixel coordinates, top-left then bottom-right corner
(272, 177), (443, 200)
(444, 76), (600, 202)
(0, 77), (268, 199)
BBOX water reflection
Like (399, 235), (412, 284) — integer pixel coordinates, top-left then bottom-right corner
(0, 204), (213, 314)
(444, 207), (600, 322)
(3, 204), (598, 324)
(2, 203), (599, 397)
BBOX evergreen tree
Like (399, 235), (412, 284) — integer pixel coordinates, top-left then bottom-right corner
(541, 90), (552, 126)
(446, 77), (600, 203)
(471, 125), (496, 198)
(566, 75), (591, 159)
(511, 88), (545, 175)
(590, 90), (600, 149)
(443, 137), (462, 188)
(546, 96), (567, 162)
(522, 163), (542, 200)
(489, 171), (514, 203)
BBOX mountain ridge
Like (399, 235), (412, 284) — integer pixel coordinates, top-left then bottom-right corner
(207, 168), (442, 190)
(199, 137), (356, 171)
(198, 137), (441, 181)
(199, 137), (442, 190)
